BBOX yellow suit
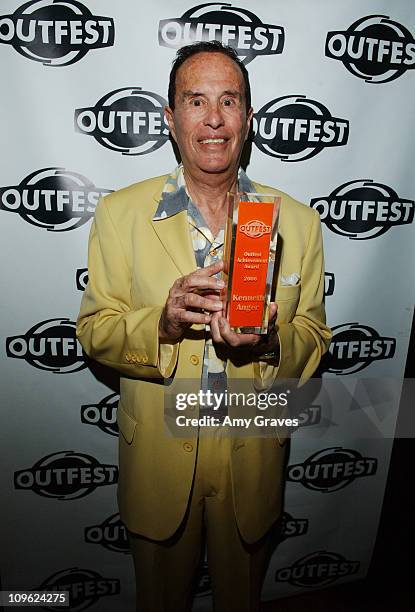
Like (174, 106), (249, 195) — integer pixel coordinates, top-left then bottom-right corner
(76, 174), (331, 544)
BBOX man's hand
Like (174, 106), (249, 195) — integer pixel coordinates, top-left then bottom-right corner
(159, 261), (225, 342)
(210, 303), (279, 355)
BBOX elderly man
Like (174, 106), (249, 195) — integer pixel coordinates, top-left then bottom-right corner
(77, 41), (331, 612)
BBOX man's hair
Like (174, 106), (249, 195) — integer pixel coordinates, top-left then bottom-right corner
(168, 41), (251, 111)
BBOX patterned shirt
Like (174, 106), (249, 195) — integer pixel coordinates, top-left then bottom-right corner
(153, 165), (256, 416)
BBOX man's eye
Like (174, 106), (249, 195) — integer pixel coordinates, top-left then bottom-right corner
(192, 99), (202, 107)
(223, 98), (235, 107)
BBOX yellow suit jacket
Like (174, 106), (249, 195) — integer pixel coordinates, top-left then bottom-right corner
(76, 174), (331, 543)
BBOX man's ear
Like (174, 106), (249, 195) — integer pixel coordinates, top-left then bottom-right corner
(245, 107), (253, 141)
(164, 106), (177, 142)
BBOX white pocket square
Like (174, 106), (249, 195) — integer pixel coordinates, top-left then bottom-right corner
(280, 273), (300, 286)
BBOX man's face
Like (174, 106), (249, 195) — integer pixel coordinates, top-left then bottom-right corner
(165, 52), (253, 180)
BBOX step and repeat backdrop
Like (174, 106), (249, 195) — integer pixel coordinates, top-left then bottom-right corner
(1, 1), (414, 610)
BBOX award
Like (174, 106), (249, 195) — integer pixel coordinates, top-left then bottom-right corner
(222, 192), (280, 334)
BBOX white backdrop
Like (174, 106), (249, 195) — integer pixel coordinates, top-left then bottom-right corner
(1, 1), (414, 610)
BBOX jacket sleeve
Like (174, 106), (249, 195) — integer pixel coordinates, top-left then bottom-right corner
(76, 197), (178, 378)
(254, 209), (332, 388)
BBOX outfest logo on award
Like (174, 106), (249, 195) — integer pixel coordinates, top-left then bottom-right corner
(81, 393), (119, 437)
(37, 568), (120, 611)
(275, 551), (360, 587)
(253, 96), (349, 162)
(158, 3), (284, 64)
(6, 318), (87, 373)
(240, 219), (271, 238)
(85, 513), (129, 554)
(310, 180), (414, 240)
(0, 168), (111, 231)
(14, 451), (118, 500)
(324, 323), (396, 375)
(325, 15), (415, 83)
(75, 87), (169, 155)
(0, 0), (114, 67)
(287, 447), (377, 493)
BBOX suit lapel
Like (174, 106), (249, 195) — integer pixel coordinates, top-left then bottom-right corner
(150, 187), (196, 277)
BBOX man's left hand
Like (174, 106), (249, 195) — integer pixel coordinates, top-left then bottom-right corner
(210, 303), (279, 355)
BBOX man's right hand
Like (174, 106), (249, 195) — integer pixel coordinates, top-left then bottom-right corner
(159, 261), (225, 342)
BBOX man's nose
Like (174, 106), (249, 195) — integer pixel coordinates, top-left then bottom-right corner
(203, 104), (224, 129)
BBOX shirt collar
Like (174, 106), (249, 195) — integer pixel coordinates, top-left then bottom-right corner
(152, 165), (256, 221)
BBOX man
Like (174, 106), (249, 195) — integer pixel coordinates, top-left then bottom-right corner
(77, 41), (331, 611)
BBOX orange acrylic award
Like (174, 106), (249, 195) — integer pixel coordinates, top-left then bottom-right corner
(222, 192), (280, 334)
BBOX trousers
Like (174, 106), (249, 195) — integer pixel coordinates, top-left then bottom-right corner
(128, 429), (278, 612)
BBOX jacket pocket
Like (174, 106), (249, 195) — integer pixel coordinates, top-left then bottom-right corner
(276, 284), (301, 323)
(276, 283), (301, 301)
(117, 402), (137, 444)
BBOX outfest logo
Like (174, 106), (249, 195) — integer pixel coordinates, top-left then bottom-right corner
(158, 3), (284, 65)
(280, 512), (309, 540)
(0, 0), (114, 67)
(311, 180), (414, 240)
(253, 96), (349, 162)
(75, 87), (169, 155)
(6, 318), (87, 374)
(324, 272), (335, 297)
(14, 451), (118, 500)
(240, 219), (271, 238)
(37, 567), (119, 611)
(287, 447), (377, 493)
(81, 393), (119, 437)
(0, 168), (111, 231)
(297, 405), (322, 428)
(326, 15), (415, 83)
(275, 551), (360, 587)
(76, 268), (88, 291)
(85, 513), (129, 554)
(325, 323), (396, 375)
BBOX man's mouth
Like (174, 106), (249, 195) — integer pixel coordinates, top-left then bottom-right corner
(199, 138), (227, 144)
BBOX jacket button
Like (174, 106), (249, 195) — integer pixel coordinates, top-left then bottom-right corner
(183, 442), (193, 452)
(190, 355), (199, 366)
